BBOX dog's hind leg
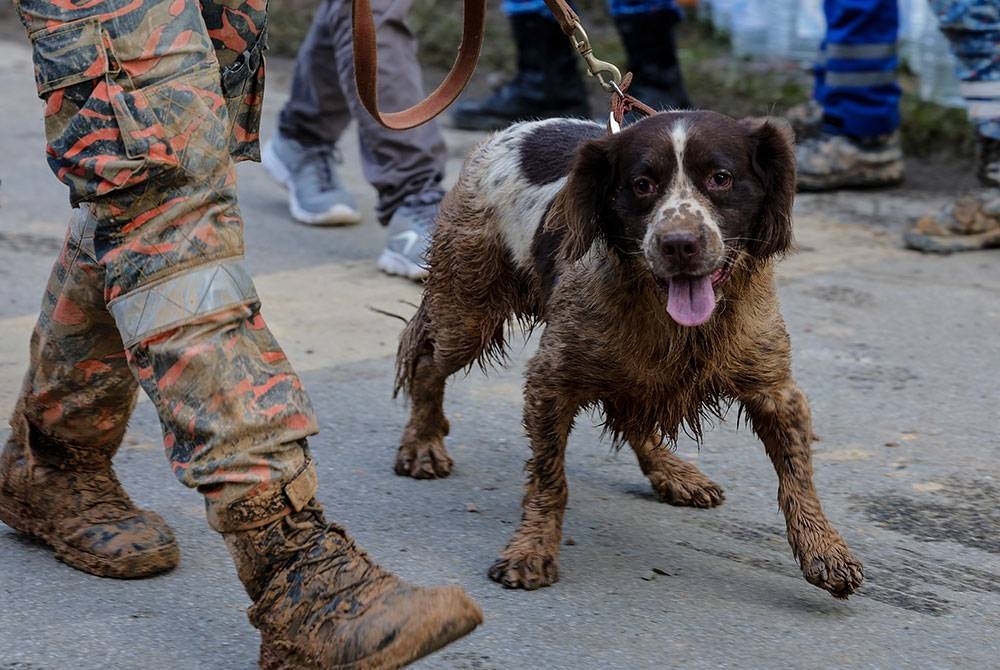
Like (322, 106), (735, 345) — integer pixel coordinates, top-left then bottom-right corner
(629, 436), (725, 508)
(740, 380), (864, 598)
(394, 298), (508, 479)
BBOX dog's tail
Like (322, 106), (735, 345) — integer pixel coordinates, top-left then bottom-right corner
(394, 298), (432, 399)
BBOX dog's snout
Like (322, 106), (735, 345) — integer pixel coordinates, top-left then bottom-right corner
(658, 231), (703, 270)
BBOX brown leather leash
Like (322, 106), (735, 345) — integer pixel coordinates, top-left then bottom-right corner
(351, 0), (654, 132)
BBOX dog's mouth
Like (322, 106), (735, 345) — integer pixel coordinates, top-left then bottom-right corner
(654, 259), (733, 328)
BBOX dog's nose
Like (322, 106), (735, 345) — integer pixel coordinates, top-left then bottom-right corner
(659, 232), (703, 267)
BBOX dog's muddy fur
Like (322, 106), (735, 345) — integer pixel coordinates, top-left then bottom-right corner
(395, 111), (863, 599)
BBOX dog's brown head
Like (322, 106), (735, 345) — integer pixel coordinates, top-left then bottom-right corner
(549, 111), (795, 327)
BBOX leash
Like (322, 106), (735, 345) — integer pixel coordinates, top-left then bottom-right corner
(352, 0), (655, 132)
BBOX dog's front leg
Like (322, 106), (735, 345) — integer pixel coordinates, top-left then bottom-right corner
(740, 380), (864, 598)
(489, 358), (578, 590)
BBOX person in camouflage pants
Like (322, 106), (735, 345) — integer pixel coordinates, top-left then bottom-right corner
(904, 0), (1000, 251)
(0, 0), (481, 665)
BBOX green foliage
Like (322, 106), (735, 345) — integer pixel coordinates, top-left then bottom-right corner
(267, 0), (323, 57)
(899, 87), (975, 158)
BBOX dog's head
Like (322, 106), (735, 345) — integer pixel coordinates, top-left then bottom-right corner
(548, 111), (795, 327)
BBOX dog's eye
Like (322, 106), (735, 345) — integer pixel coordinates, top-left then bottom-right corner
(632, 177), (658, 197)
(707, 170), (734, 191)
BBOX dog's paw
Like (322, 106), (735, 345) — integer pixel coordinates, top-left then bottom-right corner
(394, 438), (453, 479)
(488, 552), (559, 590)
(648, 471), (725, 508)
(800, 542), (864, 599)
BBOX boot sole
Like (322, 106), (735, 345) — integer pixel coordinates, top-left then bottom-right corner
(903, 227), (1000, 253)
(0, 493), (180, 579)
(797, 167), (905, 192)
(376, 249), (428, 281)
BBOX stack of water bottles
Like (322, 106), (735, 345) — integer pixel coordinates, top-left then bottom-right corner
(702, 0), (964, 107)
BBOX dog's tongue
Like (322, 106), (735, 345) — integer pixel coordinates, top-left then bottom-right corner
(666, 275), (716, 327)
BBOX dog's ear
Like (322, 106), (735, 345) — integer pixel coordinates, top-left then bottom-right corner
(546, 136), (614, 263)
(740, 117), (796, 259)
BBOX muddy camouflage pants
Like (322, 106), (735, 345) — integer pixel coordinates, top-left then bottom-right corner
(10, 0), (319, 531)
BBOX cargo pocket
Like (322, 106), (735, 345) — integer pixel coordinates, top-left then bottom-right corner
(30, 17), (108, 98)
(29, 17), (158, 204)
(111, 64), (231, 181)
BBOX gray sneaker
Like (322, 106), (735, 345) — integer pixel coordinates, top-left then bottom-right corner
(376, 190), (443, 280)
(262, 131), (362, 226)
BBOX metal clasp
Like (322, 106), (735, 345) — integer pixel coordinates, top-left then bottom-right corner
(569, 22), (622, 92)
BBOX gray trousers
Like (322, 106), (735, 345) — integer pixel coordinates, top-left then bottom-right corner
(278, 0), (446, 223)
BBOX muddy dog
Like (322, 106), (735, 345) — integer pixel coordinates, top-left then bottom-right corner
(394, 111), (863, 599)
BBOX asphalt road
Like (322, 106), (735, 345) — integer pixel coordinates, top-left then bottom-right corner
(1, 35), (998, 670)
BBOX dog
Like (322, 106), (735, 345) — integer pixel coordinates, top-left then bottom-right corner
(393, 111), (863, 599)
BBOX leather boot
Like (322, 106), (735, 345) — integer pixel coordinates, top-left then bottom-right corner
(223, 501), (483, 669)
(0, 416), (180, 578)
(450, 13), (590, 131)
(614, 10), (692, 111)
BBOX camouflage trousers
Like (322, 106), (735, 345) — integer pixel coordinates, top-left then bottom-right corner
(930, 0), (1000, 141)
(10, 0), (319, 531)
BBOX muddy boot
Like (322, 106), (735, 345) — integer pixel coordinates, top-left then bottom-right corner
(224, 501), (483, 669)
(904, 134), (1000, 252)
(904, 189), (1000, 252)
(614, 9), (692, 110)
(796, 131), (905, 191)
(0, 417), (180, 578)
(784, 100), (823, 142)
(450, 13), (590, 131)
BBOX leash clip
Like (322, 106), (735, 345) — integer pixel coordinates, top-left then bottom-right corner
(569, 22), (622, 92)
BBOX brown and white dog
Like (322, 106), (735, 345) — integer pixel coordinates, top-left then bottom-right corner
(394, 111), (863, 599)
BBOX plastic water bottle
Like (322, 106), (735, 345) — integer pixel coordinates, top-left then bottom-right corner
(906, 1), (964, 108)
(728, 0), (770, 58)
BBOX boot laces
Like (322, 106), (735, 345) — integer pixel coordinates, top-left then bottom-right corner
(298, 145), (344, 195)
(277, 503), (396, 602)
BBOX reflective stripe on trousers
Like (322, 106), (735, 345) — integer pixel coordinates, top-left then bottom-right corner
(814, 0), (901, 138)
(931, 0), (1000, 139)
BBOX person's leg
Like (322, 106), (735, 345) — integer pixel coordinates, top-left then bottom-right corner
(796, 0), (905, 190)
(450, 0), (591, 131)
(904, 0), (1000, 252)
(609, 0), (692, 110)
(929, 0), (1000, 186)
(0, 209), (179, 579)
(278, 0), (352, 147)
(328, 0), (445, 222)
(263, 0), (361, 226)
(6, 0), (481, 662)
(325, 0), (452, 279)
